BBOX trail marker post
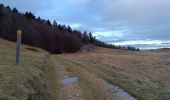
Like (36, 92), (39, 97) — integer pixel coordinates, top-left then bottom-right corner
(16, 28), (22, 65)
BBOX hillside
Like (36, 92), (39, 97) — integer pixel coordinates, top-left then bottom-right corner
(0, 38), (58, 100)
(0, 4), (85, 53)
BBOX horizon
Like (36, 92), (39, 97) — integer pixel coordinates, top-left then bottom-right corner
(1, 0), (170, 49)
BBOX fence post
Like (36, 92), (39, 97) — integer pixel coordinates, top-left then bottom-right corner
(16, 28), (22, 65)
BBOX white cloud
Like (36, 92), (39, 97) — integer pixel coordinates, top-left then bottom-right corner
(114, 40), (166, 45)
(70, 23), (82, 28)
(93, 31), (124, 38)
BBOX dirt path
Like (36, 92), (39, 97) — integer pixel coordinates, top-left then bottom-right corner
(56, 56), (122, 100)
(56, 63), (84, 100)
(69, 64), (121, 100)
(53, 55), (137, 100)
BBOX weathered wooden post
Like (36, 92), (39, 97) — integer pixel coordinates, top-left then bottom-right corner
(16, 28), (22, 65)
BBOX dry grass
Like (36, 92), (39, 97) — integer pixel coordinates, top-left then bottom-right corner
(64, 47), (170, 100)
(0, 38), (58, 100)
(1, 37), (169, 100)
(53, 55), (102, 100)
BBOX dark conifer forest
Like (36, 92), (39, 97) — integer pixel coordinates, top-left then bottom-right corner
(0, 4), (138, 53)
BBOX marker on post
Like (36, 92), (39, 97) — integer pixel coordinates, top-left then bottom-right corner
(16, 28), (22, 65)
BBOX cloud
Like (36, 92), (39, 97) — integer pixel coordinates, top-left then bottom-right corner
(101, 0), (170, 34)
(0, 0), (56, 13)
(70, 23), (82, 28)
(114, 39), (164, 45)
(1, 0), (170, 45)
(93, 31), (124, 38)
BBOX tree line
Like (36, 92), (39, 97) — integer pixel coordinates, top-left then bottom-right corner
(0, 4), (139, 53)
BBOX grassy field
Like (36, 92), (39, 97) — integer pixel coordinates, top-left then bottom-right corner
(1, 38), (170, 100)
(0, 38), (58, 100)
(64, 47), (170, 100)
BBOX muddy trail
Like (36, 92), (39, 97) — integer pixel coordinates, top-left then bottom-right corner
(52, 55), (137, 100)
(56, 64), (84, 100)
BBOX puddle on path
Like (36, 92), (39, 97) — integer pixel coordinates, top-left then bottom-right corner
(107, 83), (137, 100)
(61, 77), (79, 84)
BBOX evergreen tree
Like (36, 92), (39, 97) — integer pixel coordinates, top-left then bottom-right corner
(53, 20), (57, 27)
(12, 7), (18, 13)
(58, 24), (63, 31)
(6, 6), (11, 11)
(0, 5), (3, 34)
(0, 5), (3, 16)
(89, 32), (94, 43)
(62, 25), (67, 30)
(37, 17), (42, 22)
(82, 31), (90, 43)
(25, 12), (36, 20)
(72, 30), (81, 38)
(0, 4), (4, 8)
(67, 25), (72, 32)
(46, 20), (52, 26)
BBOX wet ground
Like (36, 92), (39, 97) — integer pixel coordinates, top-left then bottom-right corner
(61, 76), (136, 100)
(61, 77), (79, 84)
(106, 83), (137, 100)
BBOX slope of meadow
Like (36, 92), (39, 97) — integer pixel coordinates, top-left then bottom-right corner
(0, 38), (57, 100)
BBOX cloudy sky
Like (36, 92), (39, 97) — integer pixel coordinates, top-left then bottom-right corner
(1, 0), (170, 45)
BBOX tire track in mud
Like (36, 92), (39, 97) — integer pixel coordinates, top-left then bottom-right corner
(58, 56), (121, 100)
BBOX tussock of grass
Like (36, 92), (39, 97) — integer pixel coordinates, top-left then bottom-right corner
(25, 48), (38, 52)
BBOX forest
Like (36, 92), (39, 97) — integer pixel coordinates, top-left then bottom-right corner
(0, 4), (138, 53)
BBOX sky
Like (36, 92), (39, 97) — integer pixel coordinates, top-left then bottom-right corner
(1, 0), (170, 46)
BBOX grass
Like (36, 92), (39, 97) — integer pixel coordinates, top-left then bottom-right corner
(63, 47), (170, 100)
(47, 56), (59, 100)
(1, 37), (170, 100)
(65, 66), (101, 100)
(0, 38), (58, 100)
(60, 56), (140, 98)
(53, 55), (102, 100)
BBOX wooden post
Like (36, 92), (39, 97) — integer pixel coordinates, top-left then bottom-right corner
(16, 28), (22, 65)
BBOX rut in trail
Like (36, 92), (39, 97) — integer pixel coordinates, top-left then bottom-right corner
(65, 62), (121, 100)
(57, 57), (121, 100)
(55, 56), (137, 100)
